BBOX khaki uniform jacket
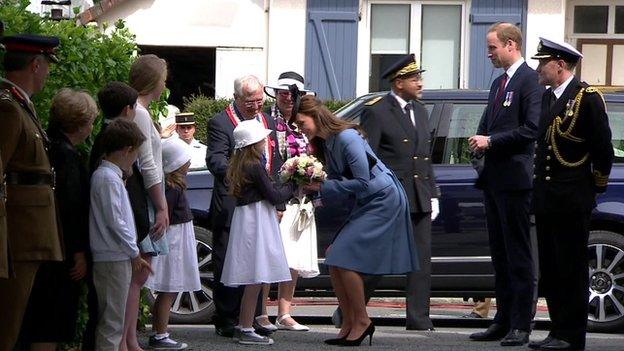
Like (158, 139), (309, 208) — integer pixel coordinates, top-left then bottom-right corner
(0, 80), (62, 268)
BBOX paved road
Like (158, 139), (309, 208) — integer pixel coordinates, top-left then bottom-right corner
(151, 325), (624, 351)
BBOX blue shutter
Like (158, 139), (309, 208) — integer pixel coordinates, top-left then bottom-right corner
(468, 0), (527, 89)
(305, 0), (358, 100)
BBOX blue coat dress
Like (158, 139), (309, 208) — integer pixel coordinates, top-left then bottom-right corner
(321, 128), (419, 275)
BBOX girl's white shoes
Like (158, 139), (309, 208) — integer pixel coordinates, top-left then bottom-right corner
(275, 314), (310, 331)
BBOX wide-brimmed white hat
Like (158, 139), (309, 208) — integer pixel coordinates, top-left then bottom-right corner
(162, 137), (191, 173)
(233, 119), (272, 149)
(264, 71), (316, 98)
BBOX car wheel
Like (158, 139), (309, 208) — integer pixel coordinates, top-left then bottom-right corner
(587, 230), (624, 333)
(146, 225), (216, 324)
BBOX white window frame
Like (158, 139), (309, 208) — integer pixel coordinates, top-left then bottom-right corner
(356, 0), (469, 96)
(566, 0), (624, 40)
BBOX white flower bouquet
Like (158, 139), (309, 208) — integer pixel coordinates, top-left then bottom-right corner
(279, 155), (327, 185)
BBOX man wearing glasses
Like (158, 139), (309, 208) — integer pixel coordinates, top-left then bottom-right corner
(205, 75), (283, 338)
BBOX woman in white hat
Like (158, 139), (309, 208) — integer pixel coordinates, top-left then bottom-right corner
(264, 72), (318, 331)
(221, 120), (296, 345)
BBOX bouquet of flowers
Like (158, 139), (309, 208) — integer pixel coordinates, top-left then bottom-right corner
(279, 155), (327, 185)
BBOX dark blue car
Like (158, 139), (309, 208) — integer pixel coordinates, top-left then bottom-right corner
(165, 90), (624, 333)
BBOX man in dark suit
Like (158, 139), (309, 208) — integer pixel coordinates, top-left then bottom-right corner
(468, 23), (543, 346)
(206, 75), (283, 337)
(529, 38), (613, 351)
(360, 54), (440, 331)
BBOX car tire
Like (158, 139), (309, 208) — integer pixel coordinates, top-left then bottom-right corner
(146, 225), (216, 324)
(587, 229), (624, 333)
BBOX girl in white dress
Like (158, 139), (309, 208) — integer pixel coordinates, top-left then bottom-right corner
(221, 120), (294, 345)
(145, 137), (201, 348)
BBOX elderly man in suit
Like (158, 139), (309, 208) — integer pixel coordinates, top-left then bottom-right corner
(360, 54), (440, 331)
(529, 38), (613, 351)
(206, 74), (283, 338)
(468, 23), (544, 346)
(0, 34), (64, 351)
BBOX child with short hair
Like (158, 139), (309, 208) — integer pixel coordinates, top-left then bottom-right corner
(145, 137), (201, 349)
(89, 119), (152, 350)
(221, 119), (295, 345)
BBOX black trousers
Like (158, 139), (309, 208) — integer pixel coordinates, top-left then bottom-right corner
(406, 212), (433, 329)
(536, 213), (590, 348)
(212, 226), (262, 328)
(484, 189), (535, 331)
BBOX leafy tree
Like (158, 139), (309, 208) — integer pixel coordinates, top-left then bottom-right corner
(1, 0), (138, 128)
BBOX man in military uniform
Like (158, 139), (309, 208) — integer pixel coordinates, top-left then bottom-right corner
(360, 54), (440, 331)
(175, 112), (207, 169)
(0, 34), (63, 350)
(529, 38), (613, 351)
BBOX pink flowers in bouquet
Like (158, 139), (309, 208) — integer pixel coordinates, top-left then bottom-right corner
(279, 155), (327, 185)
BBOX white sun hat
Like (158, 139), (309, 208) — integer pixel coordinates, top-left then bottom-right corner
(233, 119), (272, 149)
(162, 137), (191, 173)
(264, 71), (316, 98)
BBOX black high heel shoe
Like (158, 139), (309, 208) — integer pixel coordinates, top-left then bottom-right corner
(340, 323), (375, 346)
(324, 333), (349, 345)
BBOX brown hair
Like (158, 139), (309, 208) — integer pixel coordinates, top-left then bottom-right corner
(129, 54), (168, 95)
(165, 162), (189, 191)
(226, 144), (264, 198)
(296, 95), (360, 162)
(488, 22), (523, 51)
(50, 88), (98, 134)
(100, 119), (146, 155)
(98, 81), (138, 119)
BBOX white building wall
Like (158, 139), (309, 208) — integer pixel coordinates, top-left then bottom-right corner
(265, 0), (307, 87)
(97, 0), (267, 48)
(215, 47), (266, 98)
(526, 0), (566, 69)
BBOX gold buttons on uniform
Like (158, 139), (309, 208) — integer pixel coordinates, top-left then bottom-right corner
(546, 156), (551, 160)
(413, 175), (419, 179)
(413, 156), (419, 160)
(425, 176), (430, 180)
(424, 157), (429, 161)
(548, 146), (552, 150)
(545, 176), (551, 181)
(534, 153), (537, 159)
(546, 166), (550, 171)
(403, 139), (409, 143)
(533, 175), (537, 179)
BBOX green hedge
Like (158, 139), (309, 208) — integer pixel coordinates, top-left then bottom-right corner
(183, 94), (349, 143)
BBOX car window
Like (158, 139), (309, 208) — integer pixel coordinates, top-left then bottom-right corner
(439, 103), (486, 164)
(608, 102), (624, 163)
(347, 102), (434, 125)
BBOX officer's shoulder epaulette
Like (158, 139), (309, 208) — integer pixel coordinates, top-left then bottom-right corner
(0, 88), (12, 101)
(364, 96), (383, 106)
(585, 86), (601, 94)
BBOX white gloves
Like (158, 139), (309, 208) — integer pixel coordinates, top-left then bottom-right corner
(431, 198), (440, 220)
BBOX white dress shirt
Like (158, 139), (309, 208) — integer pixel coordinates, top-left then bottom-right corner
(390, 90), (415, 126)
(504, 57), (525, 88)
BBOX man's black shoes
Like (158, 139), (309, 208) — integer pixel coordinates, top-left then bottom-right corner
(539, 337), (584, 350)
(469, 323), (508, 341)
(500, 329), (529, 346)
(215, 325), (236, 338)
(529, 335), (555, 349)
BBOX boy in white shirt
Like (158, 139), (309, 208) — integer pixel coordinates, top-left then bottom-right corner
(90, 119), (152, 350)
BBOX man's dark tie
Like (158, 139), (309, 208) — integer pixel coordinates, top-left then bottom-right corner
(404, 102), (414, 125)
(493, 74), (508, 107)
(549, 90), (557, 110)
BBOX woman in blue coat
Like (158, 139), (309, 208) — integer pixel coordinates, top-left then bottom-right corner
(295, 95), (418, 346)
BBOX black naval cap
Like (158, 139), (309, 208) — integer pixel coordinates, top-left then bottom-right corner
(531, 37), (583, 63)
(175, 112), (195, 125)
(0, 34), (60, 63)
(382, 54), (425, 81)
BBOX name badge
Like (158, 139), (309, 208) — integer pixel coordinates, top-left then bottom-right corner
(503, 91), (513, 107)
